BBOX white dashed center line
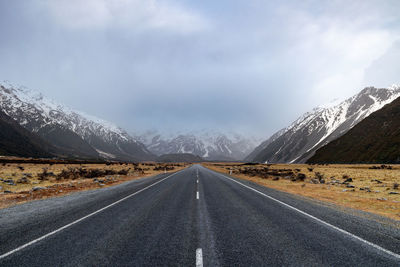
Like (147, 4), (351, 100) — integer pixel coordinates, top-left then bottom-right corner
(196, 248), (203, 267)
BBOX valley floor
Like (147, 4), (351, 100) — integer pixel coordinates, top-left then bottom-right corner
(204, 163), (400, 221)
(0, 160), (188, 209)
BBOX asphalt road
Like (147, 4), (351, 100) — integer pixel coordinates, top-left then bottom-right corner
(0, 165), (399, 266)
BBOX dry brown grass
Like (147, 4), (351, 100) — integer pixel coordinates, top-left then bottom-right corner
(203, 163), (400, 221)
(0, 162), (188, 209)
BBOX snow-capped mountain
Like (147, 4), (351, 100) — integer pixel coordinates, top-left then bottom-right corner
(137, 130), (259, 161)
(0, 81), (154, 161)
(308, 95), (400, 164)
(0, 108), (53, 158)
(246, 85), (400, 163)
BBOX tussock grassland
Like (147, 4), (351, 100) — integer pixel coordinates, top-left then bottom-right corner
(0, 161), (188, 209)
(204, 163), (400, 221)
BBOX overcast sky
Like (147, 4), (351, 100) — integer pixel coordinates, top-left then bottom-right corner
(1, 0), (400, 138)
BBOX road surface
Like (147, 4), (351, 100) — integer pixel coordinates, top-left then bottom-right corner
(0, 165), (399, 266)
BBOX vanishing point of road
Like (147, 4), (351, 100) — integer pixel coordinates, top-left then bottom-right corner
(0, 165), (399, 266)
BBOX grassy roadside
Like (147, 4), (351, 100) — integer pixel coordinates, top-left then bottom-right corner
(203, 163), (400, 221)
(0, 162), (189, 209)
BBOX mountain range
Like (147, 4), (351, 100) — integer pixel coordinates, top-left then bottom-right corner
(246, 85), (400, 163)
(2, 80), (399, 164)
(0, 81), (154, 161)
(136, 130), (259, 161)
(308, 95), (400, 164)
(0, 109), (53, 158)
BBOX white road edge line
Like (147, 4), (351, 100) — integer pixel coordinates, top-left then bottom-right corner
(196, 191), (199, 200)
(0, 171), (182, 260)
(196, 248), (203, 267)
(219, 173), (400, 260)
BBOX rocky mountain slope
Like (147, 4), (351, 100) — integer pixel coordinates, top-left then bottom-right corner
(137, 130), (259, 161)
(247, 85), (400, 163)
(308, 95), (400, 164)
(0, 109), (53, 158)
(0, 81), (154, 161)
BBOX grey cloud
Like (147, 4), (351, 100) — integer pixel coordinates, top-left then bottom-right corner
(0, 0), (399, 139)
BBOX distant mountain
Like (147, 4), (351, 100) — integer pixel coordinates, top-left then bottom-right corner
(0, 109), (52, 158)
(137, 130), (259, 161)
(247, 85), (400, 163)
(157, 153), (203, 163)
(308, 96), (400, 164)
(0, 81), (154, 161)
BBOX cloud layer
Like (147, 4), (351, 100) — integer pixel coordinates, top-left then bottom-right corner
(43, 0), (208, 32)
(0, 0), (399, 138)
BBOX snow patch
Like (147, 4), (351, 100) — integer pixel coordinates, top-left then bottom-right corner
(95, 149), (116, 159)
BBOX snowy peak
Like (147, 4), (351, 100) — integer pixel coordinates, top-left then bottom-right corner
(247, 85), (400, 163)
(137, 130), (259, 161)
(308, 95), (400, 164)
(0, 81), (153, 161)
(0, 80), (127, 140)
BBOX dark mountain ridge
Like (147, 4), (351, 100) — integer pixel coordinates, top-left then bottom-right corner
(0, 109), (53, 158)
(0, 81), (154, 161)
(246, 85), (400, 163)
(308, 96), (400, 164)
